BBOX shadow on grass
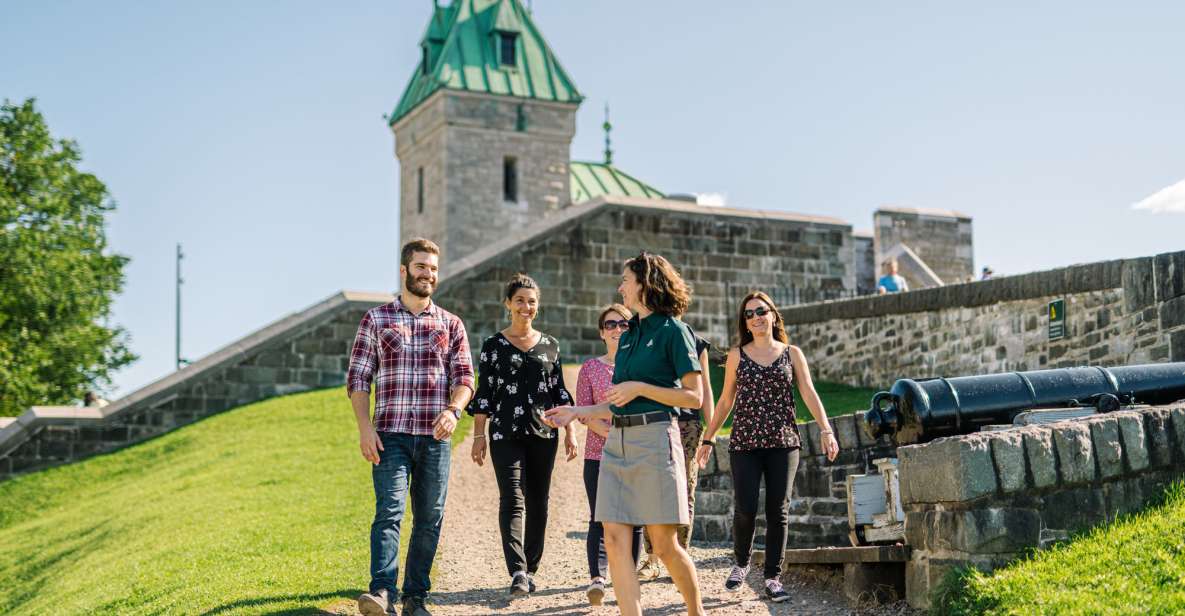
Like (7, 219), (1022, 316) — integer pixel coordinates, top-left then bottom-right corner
(198, 589), (364, 616)
(0, 522), (112, 613)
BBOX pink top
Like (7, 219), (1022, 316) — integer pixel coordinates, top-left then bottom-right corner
(575, 357), (614, 460)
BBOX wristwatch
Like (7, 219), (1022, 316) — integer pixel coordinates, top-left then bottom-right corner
(701, 439), (715, 448)
(446, 405), (462, 420)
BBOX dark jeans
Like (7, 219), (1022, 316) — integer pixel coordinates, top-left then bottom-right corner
(490, 436), (558, 577)
(370, 431), (451, 601)
(583, 459), (643, 579)
(731, 447), (800, 579)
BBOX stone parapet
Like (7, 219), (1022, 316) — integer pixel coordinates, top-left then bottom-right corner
(899, 403), (1185, 609)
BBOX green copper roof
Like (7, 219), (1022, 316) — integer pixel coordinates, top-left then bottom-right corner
(390, 0), (583, 125)
(569, 162), (664, 204)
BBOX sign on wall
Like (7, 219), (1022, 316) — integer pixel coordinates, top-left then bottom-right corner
(1048, 298), (1066, 340)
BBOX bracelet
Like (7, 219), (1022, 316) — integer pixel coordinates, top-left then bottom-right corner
(473, 434), (486, 440)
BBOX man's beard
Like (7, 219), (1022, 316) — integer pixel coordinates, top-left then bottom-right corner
(405, 272), (436, 298)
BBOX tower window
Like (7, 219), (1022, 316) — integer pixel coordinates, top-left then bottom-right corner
(421, 45), (429, 75)
(503, 157), (518, 203)
(417, 167), (425, 214)
(498, 32), (517, 66)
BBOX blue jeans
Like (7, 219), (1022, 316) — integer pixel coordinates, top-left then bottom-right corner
(370, 431), (451, 601)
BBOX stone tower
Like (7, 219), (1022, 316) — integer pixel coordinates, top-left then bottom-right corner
(389, 0), (582, 264)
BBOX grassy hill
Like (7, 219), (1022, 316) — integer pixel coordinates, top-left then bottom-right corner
(0, 388), (469, 615)
(936, 479), (1185, 614)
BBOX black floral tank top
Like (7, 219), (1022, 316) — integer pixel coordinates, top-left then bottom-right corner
(729, 345), (802, 452)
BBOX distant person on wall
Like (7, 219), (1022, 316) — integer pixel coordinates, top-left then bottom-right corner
(696, 290), (839, 603)
(981, 266), (994, 280)
(637, 323), (714, 582)
(467, 273), (578, 598)
(876, 259), (909, 294)
(545, 252), (708, 616)
(575, 303), (643, 606)
(348, 238), (475, 616)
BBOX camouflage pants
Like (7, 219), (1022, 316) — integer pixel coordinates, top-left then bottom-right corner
(643, 418), (702, 554)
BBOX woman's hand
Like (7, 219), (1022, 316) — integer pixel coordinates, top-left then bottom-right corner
(471, 436), (488, 466)
(606, 381), (645, 407)
(821, 431), (839, 462)
(695, 443), (714, 469)
(544, 405), (577, 428)
(564, 428), (579, 461)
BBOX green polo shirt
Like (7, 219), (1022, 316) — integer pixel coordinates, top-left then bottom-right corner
(610, 313), (703, 416)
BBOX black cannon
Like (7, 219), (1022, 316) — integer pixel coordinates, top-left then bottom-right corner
(864, 363), (1185, 444)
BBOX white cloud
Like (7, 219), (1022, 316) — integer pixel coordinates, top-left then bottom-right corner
(1132, 178), (1185, 214)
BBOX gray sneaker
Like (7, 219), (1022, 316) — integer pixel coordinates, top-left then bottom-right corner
(587, 578), (606, 605)
(401, 596), (432, 616)
(357, 589), (389, 616)
(724, 564), (749, 591)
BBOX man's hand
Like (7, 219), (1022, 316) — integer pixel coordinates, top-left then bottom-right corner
(564, 428), (578, 461)
(359, 423), (384, 465)
(471, 436), (487, 466)
(434, 409), (458, 441)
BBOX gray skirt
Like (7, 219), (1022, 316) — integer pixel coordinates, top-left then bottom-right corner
(594, 418), (689, 526)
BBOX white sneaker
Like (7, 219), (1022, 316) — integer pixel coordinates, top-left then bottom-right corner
(764, 578), (790, 603)
(587, 578), (606, 605)
(724, 564), (749, 591)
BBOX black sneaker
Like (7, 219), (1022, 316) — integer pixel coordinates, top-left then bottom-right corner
(527, 573), (537, 593)
(510, 572), (530, 597)
(724, 564), (749, 591)
(401, 595), (433, 616)
(764, 578), (790, 603)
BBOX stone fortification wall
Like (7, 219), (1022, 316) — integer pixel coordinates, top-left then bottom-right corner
(874, 207), (973, 285)
(436, 196), (855, 361)
(692, 413), (898, 548)
(899, 403), (1185, 609)
(782, 250), (1185, 391)
(0, 292), (390, 481)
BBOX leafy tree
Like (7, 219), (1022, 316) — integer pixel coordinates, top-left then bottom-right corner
(0, 98), (135, 416)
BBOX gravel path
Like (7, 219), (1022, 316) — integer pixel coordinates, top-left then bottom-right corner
(421, 426), (913, 616)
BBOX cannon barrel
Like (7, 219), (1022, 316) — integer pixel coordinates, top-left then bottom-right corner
(863, 363), (1185, 444)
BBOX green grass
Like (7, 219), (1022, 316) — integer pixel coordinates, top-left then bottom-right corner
(704, 362), (878, 433)
(936, 480), (1185, 615)
(0, 388), (464, 615)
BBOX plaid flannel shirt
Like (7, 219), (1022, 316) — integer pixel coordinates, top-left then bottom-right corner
(346, 297), (475, 435)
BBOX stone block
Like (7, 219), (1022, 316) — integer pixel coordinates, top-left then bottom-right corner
(1161, 296), (1185, 329)
(1115, 411), (1149, 472)
(1122, 257), (1156, 312)
(855, 413), (878, 447)
(898, 434), (998, 504)
(1042, 486), (1107, 533)
(844, 562), (906, 605)
(932, 508), (1041, 554)
(1052, 423), (1096, 485)
(695, 490), (732, 516)
(990, 431), (1026, 493)
(1104, 478), (1147, 520)
(809, 498), (848, 517)
(1143, 409), (1174, 468)
(715, 444), (731, 475)
(832, 414), (859, 451)
(1088, 417), (1123, 480)
(1169, 406), (1185, 463)
(1154, 250), (1185, 302)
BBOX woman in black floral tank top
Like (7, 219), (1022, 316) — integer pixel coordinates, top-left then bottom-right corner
(696, 290), (840, 603)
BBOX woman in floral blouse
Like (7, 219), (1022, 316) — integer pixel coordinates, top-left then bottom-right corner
(467, 273), (577, 597)
(575, 303), (643, 606)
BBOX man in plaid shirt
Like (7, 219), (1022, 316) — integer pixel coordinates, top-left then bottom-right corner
(350, 238), (474, 616)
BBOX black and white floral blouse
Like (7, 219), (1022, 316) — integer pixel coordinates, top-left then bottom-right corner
(467, 332), (572, 441)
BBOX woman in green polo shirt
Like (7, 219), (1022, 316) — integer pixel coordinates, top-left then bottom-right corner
(545, 252), (706, 616)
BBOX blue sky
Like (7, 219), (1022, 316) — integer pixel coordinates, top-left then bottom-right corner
(5, 1), (1183, 397)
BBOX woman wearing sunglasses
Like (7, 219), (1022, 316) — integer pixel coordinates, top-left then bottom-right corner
(573, 303), (643, 605)
(467, 273), (578, 597)
(545, 252), (707, 616)
(696, 290), (839, 602)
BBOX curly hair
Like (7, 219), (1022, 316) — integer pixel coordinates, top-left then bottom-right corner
(736, 290), (789, 347)
(624, 252), (692, 317)
(504, 272), (540, 301)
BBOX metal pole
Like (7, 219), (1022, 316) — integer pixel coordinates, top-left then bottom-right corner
(176, 243), (183, 370)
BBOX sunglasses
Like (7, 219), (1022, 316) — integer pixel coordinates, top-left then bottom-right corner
(743, 306), (772, 320)
(601, 319), (630, 331)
